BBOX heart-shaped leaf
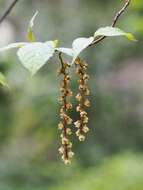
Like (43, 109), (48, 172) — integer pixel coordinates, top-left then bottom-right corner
(0, 72), (9, 88)
(17, 41), (55, 75)
(94, 26), (136, 41)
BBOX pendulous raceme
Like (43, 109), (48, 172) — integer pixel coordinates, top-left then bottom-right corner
(58, 55), (91, 164)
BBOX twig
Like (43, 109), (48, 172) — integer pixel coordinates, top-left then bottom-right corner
(0, 0), (19, 24)
(90, 0), (131, 47)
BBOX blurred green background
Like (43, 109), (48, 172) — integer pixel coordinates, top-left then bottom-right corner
(0, 0), (143, 190)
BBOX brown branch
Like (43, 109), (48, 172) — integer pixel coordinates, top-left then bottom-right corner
(0, 0), (19, 24)
(90, 0), (131, 47)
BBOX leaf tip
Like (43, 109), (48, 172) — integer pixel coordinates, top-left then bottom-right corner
(29, 10), (39, 28)
(0, 72), (10, 89)
(53, 40), (59, 48)
(126, 33), (137, 42)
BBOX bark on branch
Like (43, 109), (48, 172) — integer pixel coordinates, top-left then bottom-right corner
(90, 0), (131, 47)
(0, 0), (19, 24)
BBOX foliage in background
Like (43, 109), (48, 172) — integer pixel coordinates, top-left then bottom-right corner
(0, 0), (143, 189)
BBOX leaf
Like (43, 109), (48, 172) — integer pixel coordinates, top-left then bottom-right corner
(17, 41), (55, 75)
(57, 37), (94, 64)
(56, 48), (74, 57)
(27, 11), (38, 42)
(126, 33), (137, 41)
(0, 72), (9, 88)
(53, 40), (59, 48)
(94, 26), (137, 41)
(72, 37), (94, 57)
(0, 43), (28, 52)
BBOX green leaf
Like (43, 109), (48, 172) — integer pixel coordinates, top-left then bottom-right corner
(57, 37), (94, 64)
(53, 40), (59, 48)
(0, 72), (9, 88)
(72, 37), (94, 57)
(17, 41), (55, 75)
(56, 48), (74, 57)
(126, 33), (137, 41)
(27, 11), (38, 42)
(94, 26), (137, 41)
(0, 42), (28, 52)
(71, 37), (94, 64)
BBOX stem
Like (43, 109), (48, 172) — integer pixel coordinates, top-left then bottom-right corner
(0, 0), (19, 24)
(89, 0), (131, 47)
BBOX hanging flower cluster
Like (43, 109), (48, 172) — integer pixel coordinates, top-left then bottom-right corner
(58, 53), (74, 164)
(57, 55), (92, 164)
(0, 5), (136, 164)
(74, 58), (90, 142)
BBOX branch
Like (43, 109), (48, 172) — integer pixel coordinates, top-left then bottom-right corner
(90, 0), (131, 47)
(0, 0), (19, 24)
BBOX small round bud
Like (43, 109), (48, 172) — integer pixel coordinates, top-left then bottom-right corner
(60, 107), (64, 114)
(66, 89), (73, 96)
(76, 130), (80, 137)
(60, 133), (64, 138)
(84, 99), (91, 107)
(83, 115), (89, 123)
(66, 117), (73, 125)
(68, 151), (74, 158)
(58, 146), (64, 154)
(67, 142), (72, 148)
(58, 122), (64, 130)
(79, 135), (85, 142)
(82, 65), (88, 70)
(76, 93), (82, 101)
(66, 128), (72, 135)
(64, 159), (71, 165)
(65, 75), (70, 81)
(83, 126), (89, 133)
(61, 155), (66, 161)
(83, 74), (89, 81)
(76, 105), (82, 112)
(84, 88), (90, 95)
(80, 111), (87, 117)
(66, 102), (72, 110)
(62, 137), (69, 145)
(60, 87), (65, 93)
(79, 84), (86, 90)
(58, 96), (64, 104)
(74, 121), (81, 128)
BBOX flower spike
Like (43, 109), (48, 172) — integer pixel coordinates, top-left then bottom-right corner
(58, 53), (74, 165)
(74, 58), (90, 141)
